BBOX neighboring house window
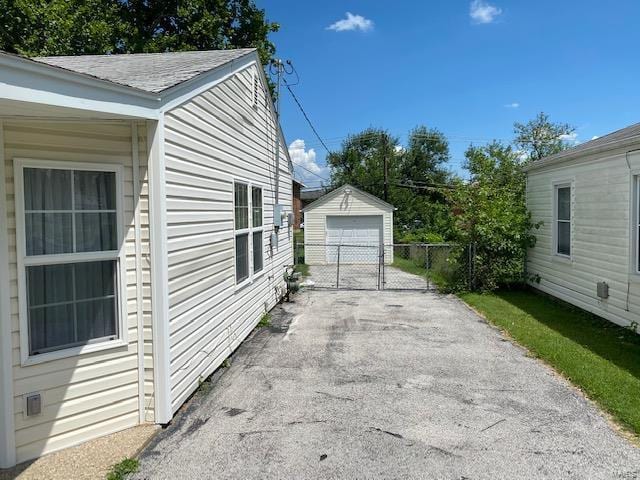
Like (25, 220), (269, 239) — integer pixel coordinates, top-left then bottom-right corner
(16, 163), (122, 357)
(554, 184), (571, 257)
(234, 182), (264, 284)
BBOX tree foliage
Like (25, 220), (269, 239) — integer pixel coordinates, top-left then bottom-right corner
(0, 0), (279, 65)
(447, 142), (539, 290)
(514, 112), (575, 162)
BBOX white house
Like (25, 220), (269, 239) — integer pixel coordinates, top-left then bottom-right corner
(0, 48), (294, 467)
(302, 184), (394, 264)
(525, 122), (640, 329)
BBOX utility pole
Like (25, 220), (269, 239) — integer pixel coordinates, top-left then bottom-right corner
(383, 134), (389, 202)
(272, 59), (284, 205)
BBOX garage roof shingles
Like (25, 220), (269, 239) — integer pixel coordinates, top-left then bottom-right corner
(33, 48), (255, 93)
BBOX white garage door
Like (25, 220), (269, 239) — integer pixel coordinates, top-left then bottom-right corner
(326, 215), (383, 263)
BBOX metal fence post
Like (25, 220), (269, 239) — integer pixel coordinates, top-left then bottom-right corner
(425, 244), (430, 290)
(381, 247), (385, 290)
(377, 245), (381, 290)
(336, 244), (341, 289)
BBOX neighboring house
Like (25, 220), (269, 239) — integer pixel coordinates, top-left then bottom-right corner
(0, 48), (294, 467)
(303, 184), (394, 264)
(292, 179), (304, 229)
(300, 187), (326, 211)
(525, 122), (640, 330)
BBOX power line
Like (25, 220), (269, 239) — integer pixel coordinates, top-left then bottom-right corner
(292, 161), (330, 183)
(283, 77), (332, 154)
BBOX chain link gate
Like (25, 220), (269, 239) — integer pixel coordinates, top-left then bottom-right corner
(294, 242), (455, 291)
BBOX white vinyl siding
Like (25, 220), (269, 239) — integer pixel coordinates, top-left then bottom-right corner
(303, 188), (393, 265)
(3, 121), (151, 463)
(526, 146), (640, 330)
(163, 63), (292, 412)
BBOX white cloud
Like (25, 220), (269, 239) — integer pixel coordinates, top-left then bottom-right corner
(515, 149), (529, 162)
(559, 132), (579, 145)
(470, 0), (502, 24)
(504, 102), (520, 109)
(327, 12), (374, 32)
(288, 139), (329, 184)
(591, 135), (599, 140)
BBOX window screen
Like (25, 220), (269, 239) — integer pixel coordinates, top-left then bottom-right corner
(22, 167), (119, 355)
(556, 186), (571, 256)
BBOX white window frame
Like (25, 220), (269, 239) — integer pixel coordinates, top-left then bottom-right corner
(233, 179), (264, 289)
(14, 158), (127, 366)
(552, 180), (572, 260)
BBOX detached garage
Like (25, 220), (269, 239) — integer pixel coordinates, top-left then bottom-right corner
(303, 184), (394, 265)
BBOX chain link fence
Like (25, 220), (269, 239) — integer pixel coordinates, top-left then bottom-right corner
(293, 241), (474, 291)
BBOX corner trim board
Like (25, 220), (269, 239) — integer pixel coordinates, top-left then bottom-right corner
(147, 117), (172, 424)
(0, 120), (17, 467)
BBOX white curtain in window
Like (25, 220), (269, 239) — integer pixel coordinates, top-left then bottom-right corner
(26, 261), (116, 354)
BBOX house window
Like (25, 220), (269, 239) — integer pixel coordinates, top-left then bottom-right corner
(252, 187), (263, 273)
(234, 181), (263, 284)
(17, 164), (122, 357)
(554, 184), (571, 257)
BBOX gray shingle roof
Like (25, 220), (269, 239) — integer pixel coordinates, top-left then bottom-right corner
(33, 48), (255, 93)
(527, 121), (640, 170)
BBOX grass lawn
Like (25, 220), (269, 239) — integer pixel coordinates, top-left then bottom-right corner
(392, 257), (448, 289)
(392, 257), (427, 277)
(461, 289), (640, 437)
(294, 263), (309, 276)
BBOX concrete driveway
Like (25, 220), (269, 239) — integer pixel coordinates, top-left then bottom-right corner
(135, 289), (640, 479)
(307, 264), (431, 290)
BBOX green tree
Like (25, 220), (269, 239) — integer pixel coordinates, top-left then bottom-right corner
(0, 0), (279, 66)
(327, 128), (399, 202)
(514, 112), (575, 162)
(394, 126), (454, 237)
(447, 142), (538, 291)
(0, 0), (123, 56)
(399, 126), (450, 186)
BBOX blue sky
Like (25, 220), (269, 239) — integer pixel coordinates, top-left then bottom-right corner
(257, 0), (640, 188)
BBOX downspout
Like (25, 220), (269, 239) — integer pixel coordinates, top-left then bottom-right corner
(0, 120), (17, 467)
(131, 122), (145, 423)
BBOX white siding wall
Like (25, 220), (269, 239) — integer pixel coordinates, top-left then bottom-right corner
(2, 120), (151, 462)
(163, 63), (293, 412)
(303, 189), (393, 265)
(527, 146), (640, 328)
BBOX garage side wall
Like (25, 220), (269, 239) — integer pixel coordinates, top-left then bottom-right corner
(163, 63), (293, 413)
(527, 147), (640, 328)
(304, 189), (393, 265)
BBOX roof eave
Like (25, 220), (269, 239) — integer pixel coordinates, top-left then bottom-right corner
(1, 52), (160, 100)
(524, 134), (640, 172)
(0, 52), (161, 119)
(302, 184), (395, 212)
